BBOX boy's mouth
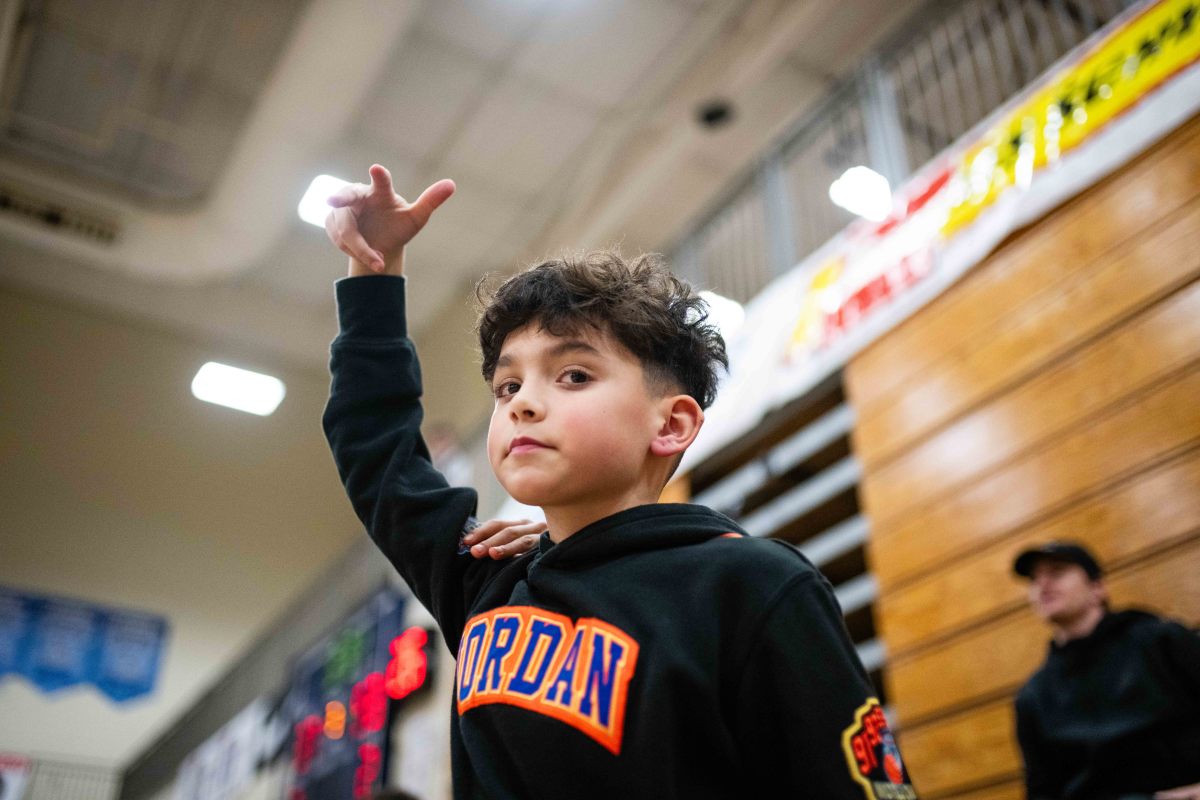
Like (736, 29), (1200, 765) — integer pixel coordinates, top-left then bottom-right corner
(508, 436), (549, 455)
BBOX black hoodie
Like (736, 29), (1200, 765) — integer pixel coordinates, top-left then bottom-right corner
(323, 276), (916, 799)
(1015, 608), (1200, 799)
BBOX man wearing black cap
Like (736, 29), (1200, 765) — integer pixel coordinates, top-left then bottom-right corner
(1011, 541), (1200, 800)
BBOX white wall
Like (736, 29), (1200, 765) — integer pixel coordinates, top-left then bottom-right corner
(0, 285), (361, 767)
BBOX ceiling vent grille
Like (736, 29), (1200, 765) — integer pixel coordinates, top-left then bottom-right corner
(0, 181), (118, 244)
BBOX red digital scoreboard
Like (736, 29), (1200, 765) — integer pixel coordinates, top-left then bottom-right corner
(283, 589), (433, 800)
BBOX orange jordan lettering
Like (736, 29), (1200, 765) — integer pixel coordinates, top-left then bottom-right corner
(456, 606), (640, 755)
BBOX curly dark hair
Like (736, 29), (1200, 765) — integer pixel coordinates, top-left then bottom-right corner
(477, 251), (728, 409)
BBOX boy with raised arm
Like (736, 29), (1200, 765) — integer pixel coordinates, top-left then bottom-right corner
(322, 165), (916, 799)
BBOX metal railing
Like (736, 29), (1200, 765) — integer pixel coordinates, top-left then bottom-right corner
(24, 758), (120, 800)
(671, 0), (1143, 302)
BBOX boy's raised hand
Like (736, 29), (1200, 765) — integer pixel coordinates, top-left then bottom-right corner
(325, 164), (455, 277)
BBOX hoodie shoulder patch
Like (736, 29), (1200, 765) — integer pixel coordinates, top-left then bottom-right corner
(841, 698), (917, 799)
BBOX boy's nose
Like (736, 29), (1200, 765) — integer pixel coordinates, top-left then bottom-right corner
(509, 390), (545, 421)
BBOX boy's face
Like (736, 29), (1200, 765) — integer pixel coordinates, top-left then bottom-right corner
(486, 324), (669, 512)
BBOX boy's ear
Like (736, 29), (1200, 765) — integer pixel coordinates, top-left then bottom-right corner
(649, 395), (704, 458)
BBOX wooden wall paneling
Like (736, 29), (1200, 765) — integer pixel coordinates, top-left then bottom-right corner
(887, 535), (1200, 726)
(862, 277), (1200, 525)
(853, 194), (1200, 471)
(1106, 533), (1200, 616)
(896, 698), (1021, 798)
(870, 365), (1200, 592)
(847, 113), (1200, 438)
(848, 109), (1200, 800)
(939, 781), (1023, 800)
(879, 447), (1200, 655)
(889, 611), (1044, 726)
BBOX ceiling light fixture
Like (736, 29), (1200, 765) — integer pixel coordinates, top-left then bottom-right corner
(191, 362), (286, 416)
(298, 175), (351, 227)
(828, 165), (892, 222)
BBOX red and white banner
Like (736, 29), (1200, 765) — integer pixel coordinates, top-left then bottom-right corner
(685, 0), (1200, 470)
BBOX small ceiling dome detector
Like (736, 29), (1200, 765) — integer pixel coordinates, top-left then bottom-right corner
(696, 99), (735, 129)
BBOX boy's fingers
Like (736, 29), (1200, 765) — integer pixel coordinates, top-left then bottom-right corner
(368, 164), (395, 199)
(462, 518), (531, 544)
(488, 534), (541, 559)
(326, 208), (384, 269)
(407, 179), (456, 226)
(467, 523), (544, 559)
(327, 183), (369, 209)
(462, 520), (500, 545)
(476, 521), (545, 549)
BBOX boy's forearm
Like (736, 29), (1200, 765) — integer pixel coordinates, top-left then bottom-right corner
(324, 276), (430, 532)
(322, 275), (485, 640)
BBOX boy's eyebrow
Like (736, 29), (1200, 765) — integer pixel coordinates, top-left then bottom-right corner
(495, 339), (602, 369)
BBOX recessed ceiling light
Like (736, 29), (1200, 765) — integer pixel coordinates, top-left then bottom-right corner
(191, 362), (286, 416)
(298, 174), (350, 227)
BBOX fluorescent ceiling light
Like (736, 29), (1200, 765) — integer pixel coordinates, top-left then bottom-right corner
(298, 174), (350, 227)
(700, 290), (745, 340)
(191, 362), (286, 416)
(828, 165), (892, 222)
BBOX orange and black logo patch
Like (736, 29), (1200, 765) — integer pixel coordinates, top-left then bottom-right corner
(841, 698), (916, 799)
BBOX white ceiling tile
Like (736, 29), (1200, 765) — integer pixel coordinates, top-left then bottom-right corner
(324, 140), (419, 189)
(428, 179), (525, 242)
(511, 0), (692, 108)
(356, 36), (493, 161)
(442, 77), (600, 196)
(787, 0), (917, 77)
(420, 0), (551, 62)
(603, 155), (721, 254)
(473, 234), (528, 275)
(242, 219), (350, 307)
(406, 214), (503, 284)
(411, 217), (493, 266)
(403, 219), (507, 328)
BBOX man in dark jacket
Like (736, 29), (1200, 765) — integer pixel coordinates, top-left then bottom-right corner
(1012, 541), (1200, 799)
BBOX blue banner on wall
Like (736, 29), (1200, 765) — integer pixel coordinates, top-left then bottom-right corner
(0, 587), (167, 702)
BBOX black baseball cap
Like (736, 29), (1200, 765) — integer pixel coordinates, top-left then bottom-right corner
(1013, 541), (1103, 580)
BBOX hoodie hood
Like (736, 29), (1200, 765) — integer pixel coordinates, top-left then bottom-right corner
(535, 503), (746, 568)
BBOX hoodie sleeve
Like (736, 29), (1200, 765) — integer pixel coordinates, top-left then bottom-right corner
(322, 275), (505, 650)
(729, 572), (918, 799)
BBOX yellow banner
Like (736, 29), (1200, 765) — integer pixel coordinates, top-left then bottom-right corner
(943, 0), (1200, 236)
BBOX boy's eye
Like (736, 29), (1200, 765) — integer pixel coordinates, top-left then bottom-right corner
(494, 381), (520, 398)
(562, 370), (590, 385)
